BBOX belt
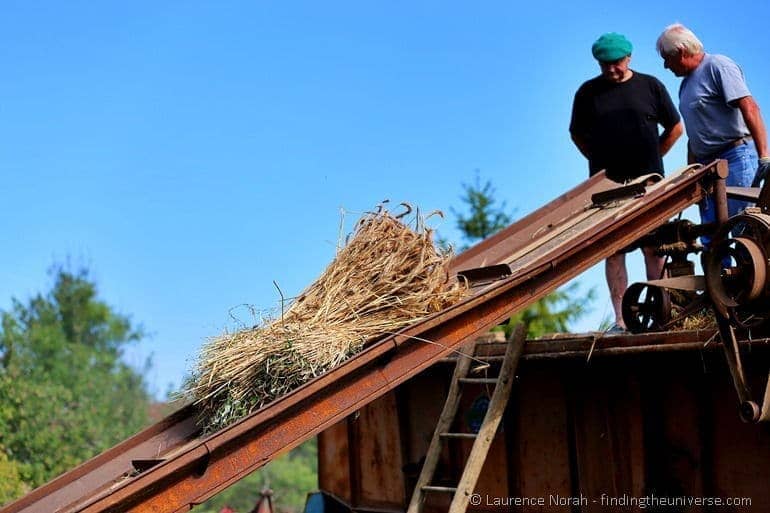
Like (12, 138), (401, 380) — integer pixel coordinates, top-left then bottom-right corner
(699, 136), (752, 163)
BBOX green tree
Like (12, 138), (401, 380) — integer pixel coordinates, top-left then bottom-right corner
(451, 177), (513, 244)
(197, 439), (318, 513)
(0, 447), (27, 505)
(0, 266), (152, 502)
(451, 174), (593, 337)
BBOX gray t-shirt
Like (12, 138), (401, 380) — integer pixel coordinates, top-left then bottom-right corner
(679, 53), (751, 159)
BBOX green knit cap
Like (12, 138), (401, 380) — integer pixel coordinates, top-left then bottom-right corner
(592, 32), (633, 62)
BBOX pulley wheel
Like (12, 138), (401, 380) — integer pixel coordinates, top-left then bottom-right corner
(621, 283), (672, 334)
(706, 236), (767, 309)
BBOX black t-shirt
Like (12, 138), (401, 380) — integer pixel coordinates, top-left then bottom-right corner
(570, 71), (680, 182)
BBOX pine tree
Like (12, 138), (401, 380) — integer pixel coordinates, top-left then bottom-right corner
(452, 173), (593, 337)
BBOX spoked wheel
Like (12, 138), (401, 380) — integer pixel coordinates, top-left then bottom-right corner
(705, 236), (768, 328)
(622, 283), (672, 334)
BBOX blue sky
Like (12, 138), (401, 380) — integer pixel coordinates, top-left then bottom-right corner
(2, 1), (769, 398)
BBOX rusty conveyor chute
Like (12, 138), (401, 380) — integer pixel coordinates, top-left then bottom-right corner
(0, 161), (724, 513)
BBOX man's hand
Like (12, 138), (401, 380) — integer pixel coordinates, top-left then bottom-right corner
(752, 157), (770, 187)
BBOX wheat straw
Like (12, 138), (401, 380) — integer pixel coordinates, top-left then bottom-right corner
(186, 204), (467, 431)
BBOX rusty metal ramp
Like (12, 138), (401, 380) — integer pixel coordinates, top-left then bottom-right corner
(1, 161), (724, 513)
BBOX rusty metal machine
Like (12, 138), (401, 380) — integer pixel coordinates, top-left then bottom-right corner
(622, 159), (770, 423)
(620, 218), (708, 333)
(0, 160), (748, 513)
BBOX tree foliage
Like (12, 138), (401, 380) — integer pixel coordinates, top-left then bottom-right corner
(0, 448), (26, 504)
(452, 174), (593, 337)
(197, 439), (318, 513)
(0, 266), (152, 504)
(451, 177), (513, 245)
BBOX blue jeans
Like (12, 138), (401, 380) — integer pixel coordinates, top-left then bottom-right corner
(698, 140), (757, 245)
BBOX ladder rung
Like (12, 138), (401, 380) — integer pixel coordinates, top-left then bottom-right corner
(407, 326), (526, 513)
(440, 432), (477, 439)
(458, 377), (497, 384)
(421, 485), (457, 493)
(443, 355), (504, 363)
(476, 355), (504, 362)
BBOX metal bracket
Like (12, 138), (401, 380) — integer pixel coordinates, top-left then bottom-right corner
(591, 182), (648, 206)
(714, 313), (770, 423)
(131, 459), (165, 475)
(457, 264), (512, 286)
(590, 172), (663, 206)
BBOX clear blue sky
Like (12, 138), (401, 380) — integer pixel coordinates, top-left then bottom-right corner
(2, 1), (769, 398)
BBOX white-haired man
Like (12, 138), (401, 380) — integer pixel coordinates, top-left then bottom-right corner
(657, 23), (770, 229)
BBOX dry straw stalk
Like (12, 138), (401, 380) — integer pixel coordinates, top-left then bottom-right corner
(187, 204), (467, 431)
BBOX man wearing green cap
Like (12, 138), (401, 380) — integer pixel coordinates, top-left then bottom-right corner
(570, 32), (683, 333)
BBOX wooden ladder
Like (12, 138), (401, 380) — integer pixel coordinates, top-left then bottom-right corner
(406, 324), (526, 513)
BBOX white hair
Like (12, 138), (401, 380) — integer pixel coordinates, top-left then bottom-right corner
(656, 23), (704, 57)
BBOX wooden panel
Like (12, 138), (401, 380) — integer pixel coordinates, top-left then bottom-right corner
(318, 420), (352, 503)
(641, 354), (706, 510)
(471, 436), (509, 512)
(709, 357), (770, 510)
(509, 365), (572, 513)
(401, 366), (460, 513)
(317, 341), (770, 513)
(607, 365), (646, 499)
(399, 368), (450, 469)
(354, 391), (407, 508)
(569, 362), (646, 512)
(570, 371), (617, 509)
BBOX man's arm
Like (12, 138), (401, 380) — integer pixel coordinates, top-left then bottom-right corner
(735, 96), (769, 158)
(659, 121), (683, 157)
(570, 132), (591, 160)
(570, 85), (593, 161)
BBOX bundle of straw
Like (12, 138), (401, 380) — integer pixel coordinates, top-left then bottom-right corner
(187, 204), (467, 431)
